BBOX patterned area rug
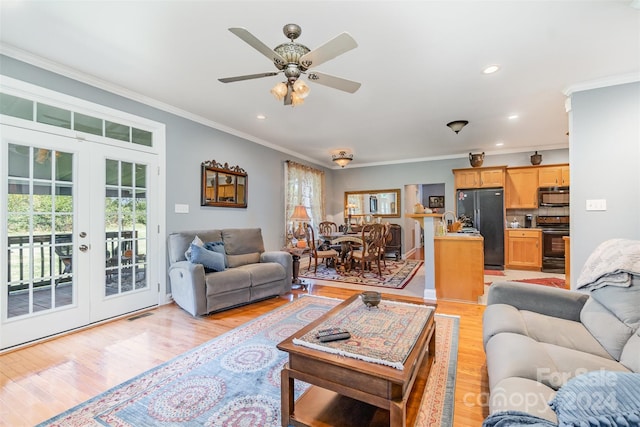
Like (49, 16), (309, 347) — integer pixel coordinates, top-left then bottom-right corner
(294, 298), (433, 370)
(514, 277), (567, 288)
(299, 259), (423, 289)
(37, 295), (458, 427)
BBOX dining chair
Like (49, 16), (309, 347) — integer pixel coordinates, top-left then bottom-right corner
(347, 223), (386, 277)
(304, 224), (339, 273)
(380, 222), (393, 268)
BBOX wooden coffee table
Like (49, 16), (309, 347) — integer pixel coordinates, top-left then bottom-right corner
(277, 294), (436, 427)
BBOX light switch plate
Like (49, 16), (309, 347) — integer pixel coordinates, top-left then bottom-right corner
(174, 204), (189, 214)
(586, 199), (607, 211)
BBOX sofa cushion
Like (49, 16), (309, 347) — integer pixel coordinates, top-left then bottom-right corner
(581, 298), (635, 360)
(227, 252), (261, 268)
(188, 244), (225, 272)
(486, 333), (558, 390)
(488, 377), (558, 424)
(483, 304), (528, 349)
(205, 269), (251, 294)
(483, 304), (612, 359)
(237, 262), (286, 286)
(549, 370), (640, 426)
(222, 228), (265, 255)
(520, 310), (613, 360)
(486, 333), (628, 391)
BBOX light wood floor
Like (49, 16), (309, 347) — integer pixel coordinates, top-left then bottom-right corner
(0, 256), (489, 426)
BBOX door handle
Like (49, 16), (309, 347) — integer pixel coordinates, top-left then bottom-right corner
(79, 244), (89, 252)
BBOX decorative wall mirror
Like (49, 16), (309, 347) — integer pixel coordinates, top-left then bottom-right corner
(201, 160), (247, 208)
(344, 189), (401, 218)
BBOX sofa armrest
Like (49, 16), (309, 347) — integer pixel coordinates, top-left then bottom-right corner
(168, 261), (207, 316)
(261, 251), (293, 283)
(487, 281), (589, 321)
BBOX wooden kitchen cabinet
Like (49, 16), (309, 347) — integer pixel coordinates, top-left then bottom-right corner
(505, 229), (542, 270)
(538, 164), (570, 187)
(505, 167), (539, 208)
(453, 166), (506, 189)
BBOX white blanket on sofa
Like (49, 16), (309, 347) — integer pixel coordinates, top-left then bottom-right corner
(577, 238), (640, 290)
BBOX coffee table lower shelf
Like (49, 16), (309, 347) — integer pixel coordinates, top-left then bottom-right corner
(284, 348), (435, 427)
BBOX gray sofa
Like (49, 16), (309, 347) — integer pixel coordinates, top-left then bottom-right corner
(483, 239), (640, 425)
(168, 228), (292, 316)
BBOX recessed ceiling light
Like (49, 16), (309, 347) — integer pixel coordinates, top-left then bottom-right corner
(483, 65), (500, 74)
(508, 114), (519, 120)
(495, 142), (504, 147)
(256, 114), (266, 120)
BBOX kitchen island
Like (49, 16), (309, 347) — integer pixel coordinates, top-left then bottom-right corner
(434, 233), (485, 302)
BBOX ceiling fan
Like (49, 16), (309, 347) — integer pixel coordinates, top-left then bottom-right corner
(218, 23), (361, 106)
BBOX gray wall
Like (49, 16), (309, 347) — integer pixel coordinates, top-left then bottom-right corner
(329, 149), (569, 255)
(569, 82), (640, 285)
(0, 55), (332, 253)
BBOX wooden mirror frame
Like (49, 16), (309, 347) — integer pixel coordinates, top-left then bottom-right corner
(344, 189), (401, 218)
(201, 160), (247, 208)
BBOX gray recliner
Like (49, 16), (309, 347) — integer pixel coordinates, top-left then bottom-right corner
(167, 228), (292, 316)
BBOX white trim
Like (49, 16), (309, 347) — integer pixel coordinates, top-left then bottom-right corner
(563, 72), (640, 97)
(423, 288), (437, 301)
(0, 44), (324, 167)
(1, 77), (168, 346)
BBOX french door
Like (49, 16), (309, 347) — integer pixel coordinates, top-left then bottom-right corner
(1, 124), (159, 349)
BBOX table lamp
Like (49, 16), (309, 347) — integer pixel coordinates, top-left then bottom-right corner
(290, 205), (311, 247)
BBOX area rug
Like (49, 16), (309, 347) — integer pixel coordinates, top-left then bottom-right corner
(514, 277), (567, 289)
(299, 259), (423, 289)
(38, 295), (458, 427)
(484, 270), (505, 276)
(294, 298), (434, 369)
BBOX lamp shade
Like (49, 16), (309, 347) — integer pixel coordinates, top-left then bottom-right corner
(332, 151), (353, 167)
(446, 120), (469, 134)
(290, 205), (311, 221)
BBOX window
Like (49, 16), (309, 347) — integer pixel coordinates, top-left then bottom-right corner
(284, 161), (325, 237)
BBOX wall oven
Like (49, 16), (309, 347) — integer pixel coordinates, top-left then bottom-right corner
(538, 186), (570, 207)
(537, 216), (569, 273)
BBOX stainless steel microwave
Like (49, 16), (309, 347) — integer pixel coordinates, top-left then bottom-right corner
(538, 187), (570, 207)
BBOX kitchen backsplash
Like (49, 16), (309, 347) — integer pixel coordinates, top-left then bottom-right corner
(506, 206), (569, 228)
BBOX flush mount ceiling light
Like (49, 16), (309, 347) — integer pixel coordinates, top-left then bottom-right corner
(483, 64), (500, 74)
(446, 120), (469, 134)
(332, 151), (353, 167)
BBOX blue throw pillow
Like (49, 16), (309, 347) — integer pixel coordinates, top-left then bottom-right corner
(549, 371), (640, 426)
(204, 241), (228, 267)
(188, 243), (225, 272)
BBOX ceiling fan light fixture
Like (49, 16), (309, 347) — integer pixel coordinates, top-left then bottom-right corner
(270, 82), (288, 100)
(293, 79), (310, 98)
(447, 120), (469, 134)
(290, 91), (304, 106)
(332, 150), (353, 167)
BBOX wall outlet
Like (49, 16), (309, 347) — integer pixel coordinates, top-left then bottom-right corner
(174, 203), (189, 214)
(586, 199), (607, 211)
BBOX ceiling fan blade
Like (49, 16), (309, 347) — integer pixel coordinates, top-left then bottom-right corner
(228, 27), (287, 68)
(218, 72), (279, 83)
(307, 72), (361, 93)
(299, 32), (358, 69)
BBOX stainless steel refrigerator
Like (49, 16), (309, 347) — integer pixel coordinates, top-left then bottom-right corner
(456, 188), (504, 269)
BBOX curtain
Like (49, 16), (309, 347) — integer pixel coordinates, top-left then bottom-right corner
(284, 160), (325, 241)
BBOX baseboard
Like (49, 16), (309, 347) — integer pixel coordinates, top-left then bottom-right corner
(423, 288), (437, 301)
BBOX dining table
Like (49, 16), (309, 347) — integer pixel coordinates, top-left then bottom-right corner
(319, 231), (366, 268)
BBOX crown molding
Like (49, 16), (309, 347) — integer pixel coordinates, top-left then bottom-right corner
(0, 43), (324, 167)
(563, 72), (640, 96)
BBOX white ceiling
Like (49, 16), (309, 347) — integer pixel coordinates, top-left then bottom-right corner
(1, 1), (639, 169)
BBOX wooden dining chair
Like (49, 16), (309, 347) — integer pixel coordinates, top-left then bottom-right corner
(304, 224), (339, 273)
(347, 223), (386, 277)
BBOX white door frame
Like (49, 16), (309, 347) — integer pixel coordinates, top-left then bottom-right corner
(1, 76), (167, 350)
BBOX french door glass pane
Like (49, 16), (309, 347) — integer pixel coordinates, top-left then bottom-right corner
(104, 159), (148, 296)
(6, 144), (74, 319)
